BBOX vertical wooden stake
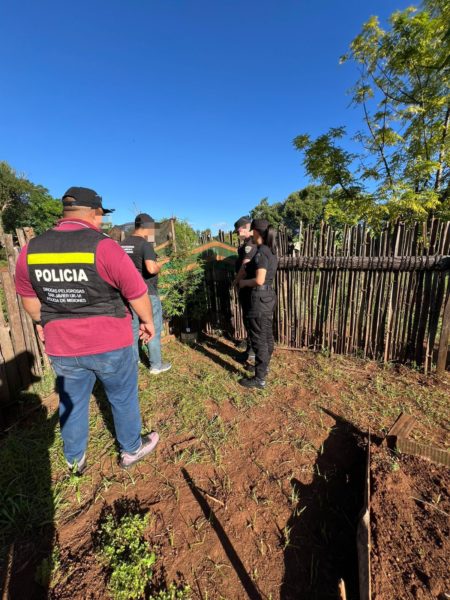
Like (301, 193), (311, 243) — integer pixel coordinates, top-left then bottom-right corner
(436, 283), (450, 375)
(170, 218), (177, 254)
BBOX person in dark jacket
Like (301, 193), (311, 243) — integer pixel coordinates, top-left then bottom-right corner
(233, 216), (257, 362)
(121, 214), (171, 374)
(238, 219), (278, 389)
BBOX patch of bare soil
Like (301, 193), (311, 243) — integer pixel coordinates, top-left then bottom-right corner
(371, 447), (450, 600)
(47, 400), (366, 599)
(3, 341), (448, 600)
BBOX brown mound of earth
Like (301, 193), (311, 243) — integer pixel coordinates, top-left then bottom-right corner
(370, 447), (450, 599)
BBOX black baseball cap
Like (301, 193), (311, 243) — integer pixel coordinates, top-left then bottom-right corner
(62, 187), (115, 214)
(251, 218), (270, 233)
(234, 216), (252, 232)
(135, 213), (156, 228)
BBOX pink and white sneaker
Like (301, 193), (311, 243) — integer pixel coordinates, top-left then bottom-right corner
(119, 432), (160, 468)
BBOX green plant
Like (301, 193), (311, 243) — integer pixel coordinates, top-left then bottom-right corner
(149, 583), (191, 600)
(35, 546), (61, 588)
(159, 256), (206, 322)
(97, 512), (156, 600)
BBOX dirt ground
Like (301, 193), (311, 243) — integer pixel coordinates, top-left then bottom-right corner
(371, 447), (450, 600)
(1, 336), (449, 600)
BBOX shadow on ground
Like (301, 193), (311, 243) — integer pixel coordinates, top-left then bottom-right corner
(0, 352), (58, 600)
(182, 468), (264, 600)
(281, 410), (368, 600)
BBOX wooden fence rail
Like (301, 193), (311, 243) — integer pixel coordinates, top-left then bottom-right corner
(203, 220), (450, 375)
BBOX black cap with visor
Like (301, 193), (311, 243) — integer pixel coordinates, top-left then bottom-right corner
(62, 187), (115, 214)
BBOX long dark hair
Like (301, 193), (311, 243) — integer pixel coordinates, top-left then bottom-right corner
(262, 226), (277, 254)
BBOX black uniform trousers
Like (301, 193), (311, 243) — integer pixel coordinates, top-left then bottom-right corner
(247, 290), (276, 380)
(238, 288), (254, 355)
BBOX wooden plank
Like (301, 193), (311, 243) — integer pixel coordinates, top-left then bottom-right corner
(0, 271), (30, 387)
(383, 413), (416, 447)
(0, 326), (21, 400)
(277, 254), (450, 271)
(0, 347), (11, 406)
(23, 227), (35, 243)
(189, 240), (237, 255)
(396, 438), (450, 468)
(169, 218), (177, 254)
(436, 283), (450, 375)
(18, 295), (43, 376)
(15, 228), (27, 249)
(357, 438), (371, 600)
(155, 240), (171, 252)
(2, 234), (17, 276)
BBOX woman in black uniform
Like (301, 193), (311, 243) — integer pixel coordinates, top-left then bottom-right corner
(238, 219), (278, 389)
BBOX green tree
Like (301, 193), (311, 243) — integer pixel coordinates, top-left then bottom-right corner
(282, 185), (329, 231)
(0, 162), (61, 234)
(250, 198), (284, 227)
(294, 0), (450, 225)
(172, 219), (198, 254)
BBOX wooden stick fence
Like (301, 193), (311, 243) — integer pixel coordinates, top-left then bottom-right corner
(203, 220), (450, 375)
(0, 228), (50, 427)
(0, 219), (448, 427)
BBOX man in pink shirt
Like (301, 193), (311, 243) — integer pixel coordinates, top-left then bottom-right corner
(15, 187), (160, 472)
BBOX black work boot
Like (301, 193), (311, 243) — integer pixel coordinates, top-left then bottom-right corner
(238, 376), (266, 390)
(247, 365), (269, 377)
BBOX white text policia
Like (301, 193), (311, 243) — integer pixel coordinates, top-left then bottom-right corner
(34, 268), (89, 283)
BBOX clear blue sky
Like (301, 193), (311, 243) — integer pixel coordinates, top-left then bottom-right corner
(1, 0), (410, 233)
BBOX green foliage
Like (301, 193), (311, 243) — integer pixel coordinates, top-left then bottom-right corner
(293, 128), (361, 197)
(148, 584), (191, 600)
(0, 161), (61, 234)
(250, 197), (284, 228)
(294, 0), (450, 226)
(282, 185), (328, 230)
(159, 219), (207, 322)
(173, 219), (198, 254)
(96, 510), (191, 600)
(249, 186), (330, 234)
(97, 512), (156, 600)
(160, 257), (206, 321)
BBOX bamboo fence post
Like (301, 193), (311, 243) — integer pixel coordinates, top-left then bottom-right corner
(170, 218), (177, 254)
(436, 283), (450, 375)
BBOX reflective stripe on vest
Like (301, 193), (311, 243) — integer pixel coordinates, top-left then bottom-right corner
(27, 252), (95, 265)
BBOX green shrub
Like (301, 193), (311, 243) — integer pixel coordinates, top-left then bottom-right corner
(149, 583), (191, 600)
(96, 509), (191, 600)
(97, 512), (155, 600)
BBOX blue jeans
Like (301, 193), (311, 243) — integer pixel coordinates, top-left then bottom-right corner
(50, 346), (142, 463)
(132, 293), (163, 368)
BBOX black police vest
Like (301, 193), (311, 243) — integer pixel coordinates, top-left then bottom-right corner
(27, 227), (127, 325)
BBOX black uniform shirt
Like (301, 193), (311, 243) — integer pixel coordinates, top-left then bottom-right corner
(245, 245), (278, 285)
(121, 235), (158, 293)
(236, 236), (257, 273)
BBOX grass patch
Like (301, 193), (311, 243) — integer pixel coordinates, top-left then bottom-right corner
(0, 338), (448, 594)
(95, 498), (190, 600)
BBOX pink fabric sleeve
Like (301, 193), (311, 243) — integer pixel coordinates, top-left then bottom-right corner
(15, 245), (37, 297)
(96, 238), (148, 300)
